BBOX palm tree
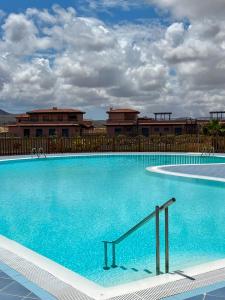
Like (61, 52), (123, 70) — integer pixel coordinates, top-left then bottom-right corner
(203, 119), (225, 136)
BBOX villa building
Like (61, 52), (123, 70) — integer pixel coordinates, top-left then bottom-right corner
(106, 108), (140, 136)
(106, 108), (199, 137)
(8, 107), (94, 138)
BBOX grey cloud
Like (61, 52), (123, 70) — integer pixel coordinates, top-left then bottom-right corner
(2, 13), (37, 43)
(0, 5), (225, 118)
(149, 0), (225, 20)
(0, 61), (11, 90)
(61, 64), (122, 88)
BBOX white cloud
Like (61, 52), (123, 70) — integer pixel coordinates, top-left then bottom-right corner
(0, 5), (225, 118)
(165, 23), (185, 47)
(0, 59), (11, 91)
(1, 13), (52, 56)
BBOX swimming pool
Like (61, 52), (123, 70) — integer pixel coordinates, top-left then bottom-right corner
(1, 154), (225, 287)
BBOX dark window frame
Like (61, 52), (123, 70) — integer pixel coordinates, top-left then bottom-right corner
(115, 127), (122, 135)
(175, 127), (182, 135)
(62, 128), (69, 137)
(141, 127), (149, 137)
(68, 114), (78, 121)
(49, 128), (56, 137)
(36, 128), (43, 137)
(24, 128), (30, 137)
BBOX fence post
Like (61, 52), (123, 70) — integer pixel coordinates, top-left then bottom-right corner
(138, 136), (141, 152)
(112, 137), (115, 152)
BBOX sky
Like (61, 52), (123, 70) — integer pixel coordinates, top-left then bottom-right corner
(0, 1), (225, 119)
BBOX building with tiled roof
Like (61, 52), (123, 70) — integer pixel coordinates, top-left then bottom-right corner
(106, 109), (199, 136)
(8, 107), (93, 137)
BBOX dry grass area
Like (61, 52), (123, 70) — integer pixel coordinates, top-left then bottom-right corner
(0, 127), (8, 133)
(93, 127), (106, 135)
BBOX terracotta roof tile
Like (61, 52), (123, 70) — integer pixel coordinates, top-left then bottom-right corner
(107, 108), (140, 113)
(16, 114), (29, 118)
(27, 108), (85, 114)
(9, 123), (80, 127)
(106, 121), (137, 126)
(80, 120), (94, 128)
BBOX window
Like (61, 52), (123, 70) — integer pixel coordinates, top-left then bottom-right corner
(175, 127), (182, 135)
(127, 127), (132, 132)
(154, 127), (159, 132)
(36, 129), (43, 137)
(115, 127), (122, 135)
(24, 129), (30, 137)
(49, 128), (56, 136)
(69, 114), (77, 121)
(164, 127), (169, 132)
(62, 128), (69, 137)
(142, 127), (149, 137)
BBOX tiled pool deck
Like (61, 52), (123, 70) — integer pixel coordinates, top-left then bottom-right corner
(1, 153), (225, 300)
(166, 281), (225, 299)
(2, 242), (225, 300)
(0, 262), (55, 300)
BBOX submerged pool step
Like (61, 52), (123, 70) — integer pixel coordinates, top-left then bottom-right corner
(119, 266), (153, 274)
(92, 264), (157, 287)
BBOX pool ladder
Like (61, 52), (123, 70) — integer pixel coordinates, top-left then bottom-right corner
(102, 198), (176, 275)
(31, 147), (47, 158)
(201, 145), (215, 156)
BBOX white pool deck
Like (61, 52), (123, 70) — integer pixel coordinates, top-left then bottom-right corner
(1, 152), (225, 300)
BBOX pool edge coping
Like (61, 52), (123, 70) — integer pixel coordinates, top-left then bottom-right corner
(1, 152), (225, 299)
(3, 234), (225, 300)
(147, 162), (225, 183)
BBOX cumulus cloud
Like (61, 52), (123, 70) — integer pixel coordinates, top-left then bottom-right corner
(148, 0), (225, 20)
(1, 13), (51, 56)
(0, 4), (225, 117)
(0, 59), (11, 91)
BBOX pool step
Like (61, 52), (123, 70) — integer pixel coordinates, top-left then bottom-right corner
(119, 266), (153, 274)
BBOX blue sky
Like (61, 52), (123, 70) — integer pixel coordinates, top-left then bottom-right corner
(0, 0), (169, 25)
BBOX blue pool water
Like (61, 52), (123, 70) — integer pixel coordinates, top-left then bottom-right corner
(1, 154), (225, 287)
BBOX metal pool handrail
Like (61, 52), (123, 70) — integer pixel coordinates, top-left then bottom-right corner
(31, 147), (38, 158)
(31, 147), (47, 158)
(38, 147), (47, 158)
(201, 145), (215, 156)
(102, 197), (176, 275)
